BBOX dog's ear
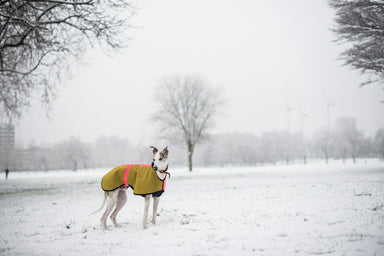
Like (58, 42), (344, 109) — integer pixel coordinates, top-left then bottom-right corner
(162, 146), (168, 156)
(150, 146), (158, 155)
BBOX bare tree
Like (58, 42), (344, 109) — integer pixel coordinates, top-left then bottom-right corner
(153, 75), (222, 172)
(335, 129), (363, 163)
(329, 0), (384, 90)
(91, 135), (138, 167)
(60, 136), (89, 171)
(0, 0), (135, 120)
(313, 128), (335, 164)
(345, 128), (363, 163)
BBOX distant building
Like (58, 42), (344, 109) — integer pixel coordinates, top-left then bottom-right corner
(0, 124), (15, 171)
(335, 117), (357, 133)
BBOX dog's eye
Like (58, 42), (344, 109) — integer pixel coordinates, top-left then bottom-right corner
(159, 158), (163, 161)
(153, 159), (155, 162)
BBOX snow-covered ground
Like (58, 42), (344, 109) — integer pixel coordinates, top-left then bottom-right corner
(1, 159), (384, 256)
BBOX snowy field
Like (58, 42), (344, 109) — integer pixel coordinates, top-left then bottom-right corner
(1, 159), (384, 256)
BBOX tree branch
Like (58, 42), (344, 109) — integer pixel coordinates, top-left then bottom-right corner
(26, 0), (93, 6)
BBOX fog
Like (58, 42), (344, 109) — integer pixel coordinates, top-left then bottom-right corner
(16, 0), (384, 146)
(2, 2), (384, 254)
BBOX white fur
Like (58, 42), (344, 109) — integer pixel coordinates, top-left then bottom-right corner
(94, 146), (169, 230)
(152, 151), (168, 172)
(155, 170), (167, 180)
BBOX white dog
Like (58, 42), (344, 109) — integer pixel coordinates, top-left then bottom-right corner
(93, 146), (170, 230)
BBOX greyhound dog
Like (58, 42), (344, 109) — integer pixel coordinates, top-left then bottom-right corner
(93, 146), (170, 230)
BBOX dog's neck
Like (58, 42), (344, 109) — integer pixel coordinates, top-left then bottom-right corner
(156, 171), (167, 180)
(154, 164), (169, 180)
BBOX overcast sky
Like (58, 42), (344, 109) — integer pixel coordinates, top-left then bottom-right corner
(16, 0), (384, 146)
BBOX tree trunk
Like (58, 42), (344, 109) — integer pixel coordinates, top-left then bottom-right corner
(285, 156), (289, 165)
(188, 151), (193, 172)
(187, 141), (194, 172)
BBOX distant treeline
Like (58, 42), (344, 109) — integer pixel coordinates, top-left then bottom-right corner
(192, 128), (383, 167)
(14, 136), (145, 171)
(10, 126), (384, 171)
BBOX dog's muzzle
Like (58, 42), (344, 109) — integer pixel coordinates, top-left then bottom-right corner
(152, 162), (158, 171)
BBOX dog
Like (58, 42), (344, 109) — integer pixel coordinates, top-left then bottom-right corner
(93, 146), (170, 230)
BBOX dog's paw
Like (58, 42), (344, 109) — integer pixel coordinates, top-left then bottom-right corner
(101, 224), (109, 231)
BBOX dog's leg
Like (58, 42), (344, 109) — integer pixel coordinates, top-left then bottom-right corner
(100, 191), (117, 230)
(142, 194), (151, 229)
(151, 196), (160, 225)
(110, 189), (127, 227)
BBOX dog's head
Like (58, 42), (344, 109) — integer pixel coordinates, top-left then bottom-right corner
(150, 146), (169, 172)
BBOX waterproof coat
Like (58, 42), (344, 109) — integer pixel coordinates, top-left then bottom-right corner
(101, 164), (166, 195)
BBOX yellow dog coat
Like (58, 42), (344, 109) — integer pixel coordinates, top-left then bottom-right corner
(101, 164), (166, 195)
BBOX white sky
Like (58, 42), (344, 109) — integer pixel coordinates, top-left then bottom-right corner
(16, 0), (384, 146)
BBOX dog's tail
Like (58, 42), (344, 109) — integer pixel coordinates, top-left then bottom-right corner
(92, 192), (107, 214)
